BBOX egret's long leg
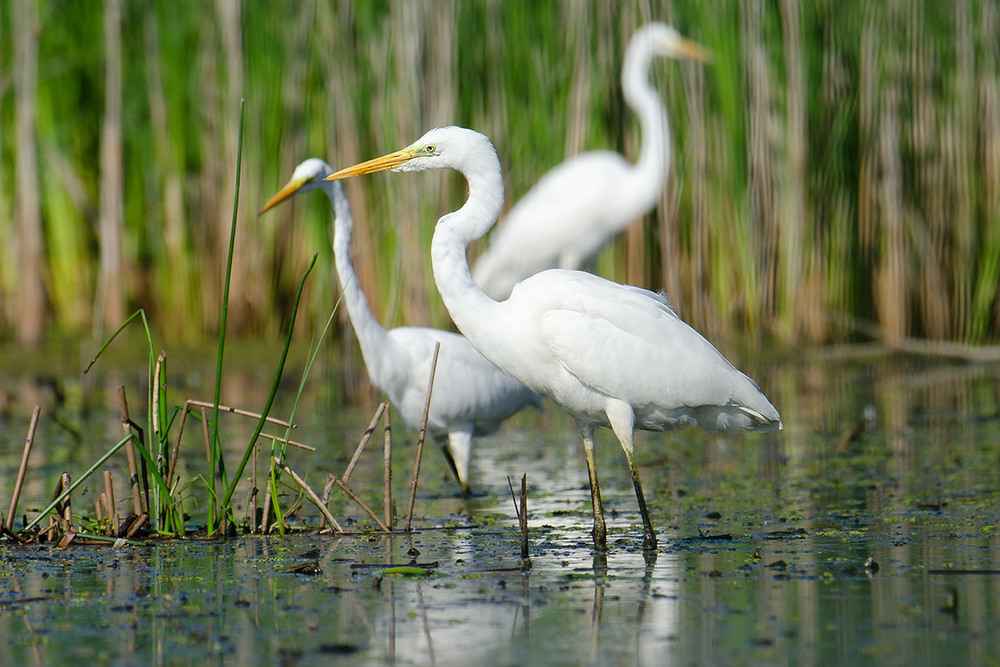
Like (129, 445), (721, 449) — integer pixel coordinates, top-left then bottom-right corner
(606, 400), (658, 551)
(579, 424), (607, 551)
(445, 426), (474, 497)
(622, 444), (657, 551)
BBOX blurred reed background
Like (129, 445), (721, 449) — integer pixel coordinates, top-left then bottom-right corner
(1, 0), (998, 350)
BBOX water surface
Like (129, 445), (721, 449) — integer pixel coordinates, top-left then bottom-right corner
(1, 348), (998, 665)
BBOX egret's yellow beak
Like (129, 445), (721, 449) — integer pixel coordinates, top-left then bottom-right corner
(260, 178), (304, 214)
(324, 147), (418, 181)
(673, 36), (712, 63)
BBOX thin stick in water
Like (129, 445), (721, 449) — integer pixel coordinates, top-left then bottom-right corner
(519, 474), (530, 566)
(330, 475), (389, 531)
(261, 470), (273, 535)
(319, 474), (337, 531)
(61, 472), (73, 532)
(383, 403), (392, 531)
(48, 476), (67, 533)
(167, 404), (188, 495)
(406, 342), (440, 532)
(43, 516), (58, 543)
(507, 474), (530, 566)
(343, 402), (387, 482)
(250, 443), (258, 534)
(6, 405), (41, 530)
(117, 385), (145, 515)
(273, 457), (343, 532)
(104, 470), (117, 536)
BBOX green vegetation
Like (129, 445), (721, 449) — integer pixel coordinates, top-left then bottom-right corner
(4, 104), (328, 540)
(2, 1), (998, 346)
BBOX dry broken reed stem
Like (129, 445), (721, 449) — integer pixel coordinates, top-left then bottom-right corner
(140, 455), (151, 520)
(507, 474), (530, 566)
(330, 475), (389, 532)
(383, 403), (392, 531)
(261, 470), (273, 534)
(0, 524), (27, 543)
(319, 401), (388, 531)
(406, 343), (440, 532)
(117, 385), (144, 516)
(42, 516), (58, 542)
(185, 399), (293, 429)
(249, 444), (258, 534)
(273, 457), (342, 532)
(518, 475), (529, 566)
(343, 402), (387, 482)
(167, 403), (187, 493)
(103, 470), (117, 536)
(47, 476), (69, 533)
(124, 513), (148, 539)
(60, 472), (72, 532)
(6, 405), (40, 530)
(319, 475), (337, 532)
(261, 433), (315, 452)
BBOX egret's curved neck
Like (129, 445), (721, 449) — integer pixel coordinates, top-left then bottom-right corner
(324, 181), (388, 373)
(622, 41), (670, 197)
(430, 154), (505, 336)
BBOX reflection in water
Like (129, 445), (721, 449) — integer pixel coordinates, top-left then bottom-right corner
(1, 355), (999, 664)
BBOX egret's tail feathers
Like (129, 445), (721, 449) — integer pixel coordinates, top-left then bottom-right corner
(737, 404), (783, 433)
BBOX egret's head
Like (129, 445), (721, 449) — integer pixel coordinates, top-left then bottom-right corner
(260, 158), (333, 214)
(635, 22), (712, 63)
(324, 126), (496, 181)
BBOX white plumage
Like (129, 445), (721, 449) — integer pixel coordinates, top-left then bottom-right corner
(472, 23), (709, 299)
(326, 123), (780, 552)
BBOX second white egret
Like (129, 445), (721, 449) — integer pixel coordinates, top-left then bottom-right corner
(472, 23), (710, 299)
(262, 159), (541, 495)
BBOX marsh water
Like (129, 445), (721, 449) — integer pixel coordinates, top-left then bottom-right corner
(1, 344), (999, 665)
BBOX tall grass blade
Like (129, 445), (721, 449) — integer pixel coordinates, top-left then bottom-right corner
(208, 98), (246, 534)
(220, 253), (318, 528)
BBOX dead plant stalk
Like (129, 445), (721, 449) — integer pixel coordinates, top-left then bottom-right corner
(406, 342), (440, 532)
(5, 405), (41, 530)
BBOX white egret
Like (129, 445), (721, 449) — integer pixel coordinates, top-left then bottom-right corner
(325, 126), (781, 552)
(472, 22), (709, 300)
(261, 159), (541, 495)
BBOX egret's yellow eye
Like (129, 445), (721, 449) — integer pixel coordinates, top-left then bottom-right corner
(424, 145), (436, 153)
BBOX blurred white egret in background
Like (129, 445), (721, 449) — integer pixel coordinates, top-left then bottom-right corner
(472, 22), (709, 300)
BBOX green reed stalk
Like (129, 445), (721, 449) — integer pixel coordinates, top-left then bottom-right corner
(207, 98), (245, 535)
(220, 253), (318, 530)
